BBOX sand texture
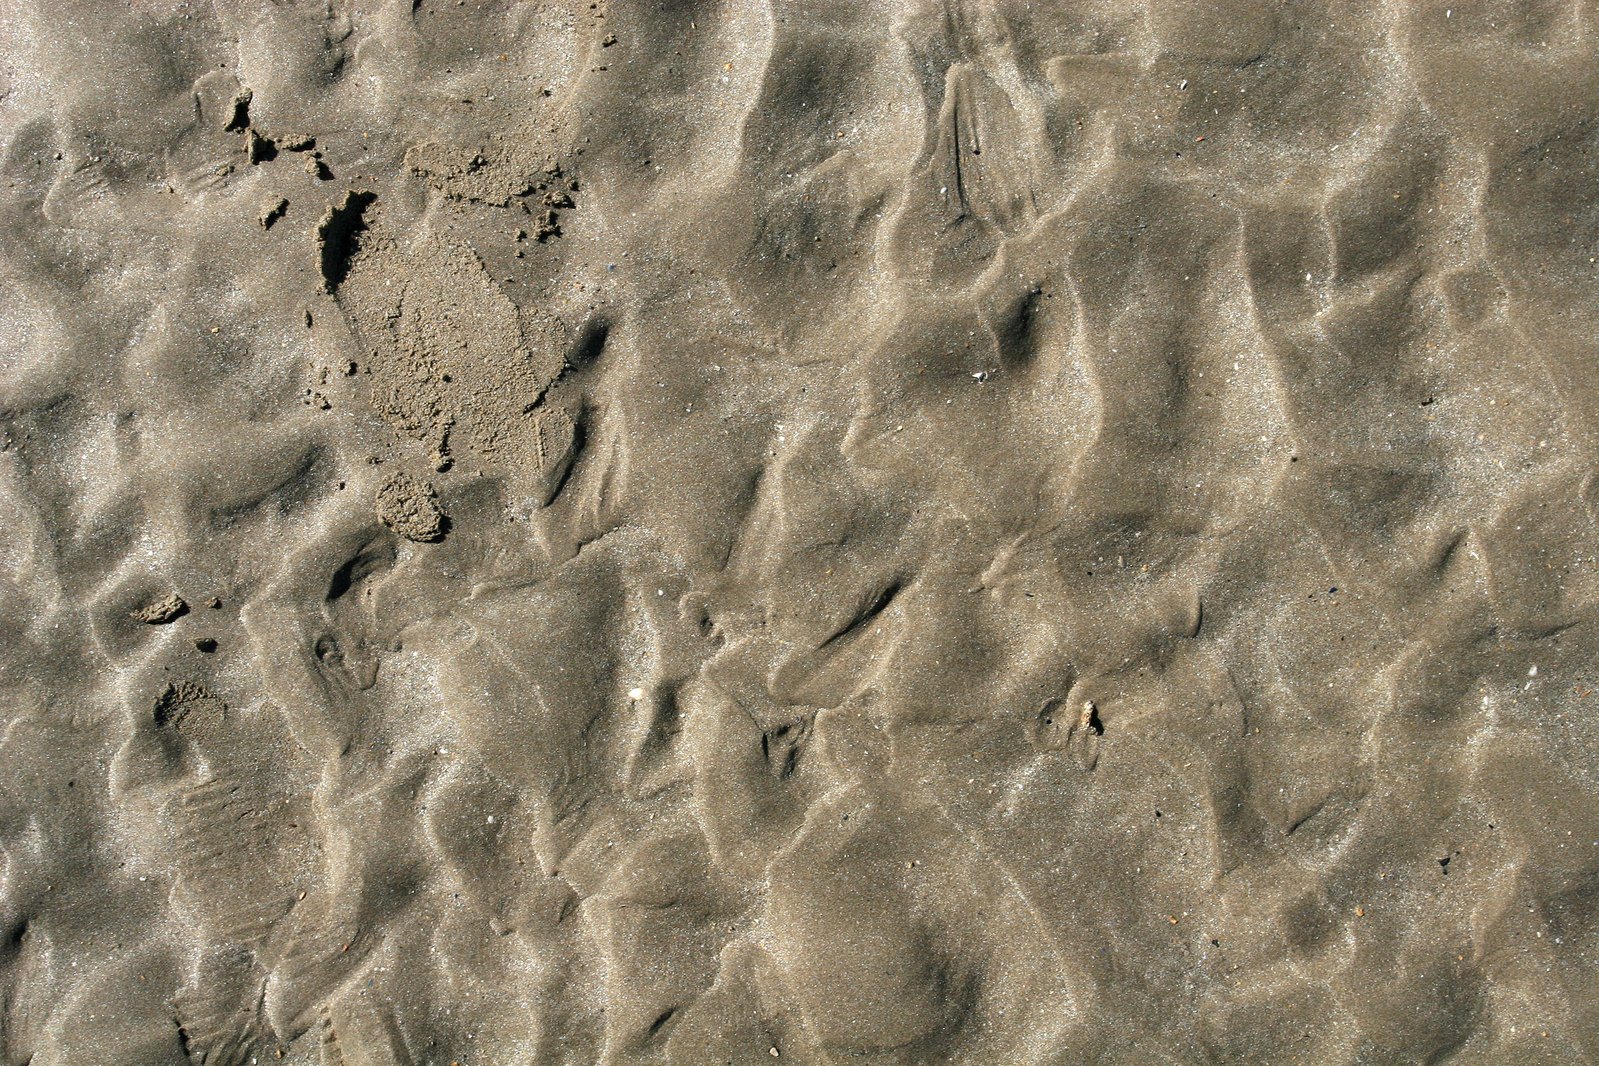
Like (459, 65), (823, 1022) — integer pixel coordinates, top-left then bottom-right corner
(3, 1), (1599, 1063)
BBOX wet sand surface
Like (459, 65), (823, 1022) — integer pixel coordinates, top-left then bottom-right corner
(3, 2), (1599, 1063)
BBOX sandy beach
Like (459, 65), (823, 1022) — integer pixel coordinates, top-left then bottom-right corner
(2, 1), (1599, 1062)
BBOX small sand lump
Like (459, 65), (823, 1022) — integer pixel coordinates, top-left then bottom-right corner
(375, 472), (446, 542)
(131, 593), (188, 624)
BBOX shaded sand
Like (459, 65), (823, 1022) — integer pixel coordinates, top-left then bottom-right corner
(3, 1), (1599, 1063)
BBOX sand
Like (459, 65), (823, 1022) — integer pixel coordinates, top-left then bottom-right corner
(2, 1), (1599, 1063)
